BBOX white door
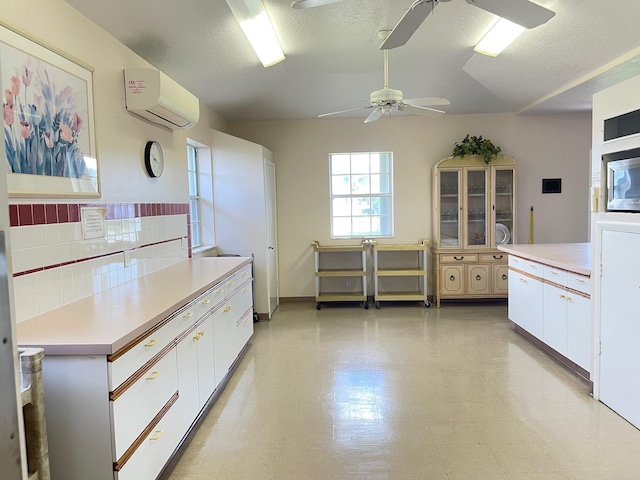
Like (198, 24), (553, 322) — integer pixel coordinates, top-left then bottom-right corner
(264, 160), (278, 317)
(599, 229), (640, 428)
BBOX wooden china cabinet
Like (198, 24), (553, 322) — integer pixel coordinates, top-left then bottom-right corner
(431, 155), (517, 307)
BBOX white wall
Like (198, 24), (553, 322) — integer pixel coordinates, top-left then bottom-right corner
(229, 112), (592, 298)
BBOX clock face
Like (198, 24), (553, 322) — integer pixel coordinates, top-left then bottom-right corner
(144, 141), (164, 177)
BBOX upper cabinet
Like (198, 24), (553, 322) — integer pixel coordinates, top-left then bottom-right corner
(433, 155), (516, 250)
(432, 155), (517, 307)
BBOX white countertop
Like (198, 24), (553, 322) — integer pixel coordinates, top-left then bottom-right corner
(498, 243), (591, 276)
(17, 256), (252, 356)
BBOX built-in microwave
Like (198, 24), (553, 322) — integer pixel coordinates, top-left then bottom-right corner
(605, 155), (640, 212)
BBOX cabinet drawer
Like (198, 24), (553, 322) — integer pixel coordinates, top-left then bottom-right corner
(233, 279), (253, 317)
(171, 304), (197, 338)
(524, 260), (543, 277)
(109, 318), (178, 390)
(112, 349), (178, 460)
(568, 273), (590, 295)
(195, 291), (214, 320)
(480, 253), (506, 263)
(115, 394), (183, 480)
(226, 264), (252, 291)
(508, 255), (524, 269)
(210, 282), (226, 307)
(543, 265), (568, 286)
(440, 254), (477, 263)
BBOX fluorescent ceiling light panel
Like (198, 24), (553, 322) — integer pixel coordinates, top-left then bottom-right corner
(226, 0), (285, 67)
(474, 18), (526, 57)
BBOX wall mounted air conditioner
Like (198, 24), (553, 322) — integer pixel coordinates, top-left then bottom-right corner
(124, 68), (199, 130)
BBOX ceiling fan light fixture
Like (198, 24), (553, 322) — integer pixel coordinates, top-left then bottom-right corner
(225, 0), (285, 67)
(474, 17), (525, 57)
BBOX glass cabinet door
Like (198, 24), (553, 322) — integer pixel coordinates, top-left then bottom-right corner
(466, 169), (488, 247)
(439, 170), (460, 247)
(494, 168), (515, 246)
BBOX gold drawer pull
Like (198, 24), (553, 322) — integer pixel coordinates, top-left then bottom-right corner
(243, 287), (249, 293)
(144, 339), (158, 347)
(149, 430), (163, 441)
(224, 305), (232, 313)
(227, 281), (236, 286)
(201, 299), (211, 305)
(146, 371), (160, 380)
(560, 294), (566, 299)
(193, 333), (201, 340)
(183, 312), (193, 319)
(216, 289), (224, 294)
(197, 330), (205, 337)
(551, 271), (558, 275)
(241, 271), (248, 276)
(576, 279), (586, 283)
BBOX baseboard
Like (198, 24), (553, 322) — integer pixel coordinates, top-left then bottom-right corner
(278, 296), (315, 303)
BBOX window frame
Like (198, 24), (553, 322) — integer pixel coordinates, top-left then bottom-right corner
(329, 151), (394, 239)
(187, 144), (202, 248)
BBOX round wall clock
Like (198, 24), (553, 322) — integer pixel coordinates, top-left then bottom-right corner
(144, 141), (164, 178)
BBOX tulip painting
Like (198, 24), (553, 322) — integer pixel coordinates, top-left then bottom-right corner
(2, 42), (93, 182)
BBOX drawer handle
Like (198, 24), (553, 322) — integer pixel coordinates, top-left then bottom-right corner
(183, 312), (193, 319)
(144, 339), (158, 348)
(560, 294), (566, 299)
(476, 275), (482, 281)
(493, 255), (503, 260)
(201, 299), (211, 305)
(216, 289), (224, 294)
(197, 330), (205, 337)
(227, 281), (236, 286)
(551, 271), (558, 275)
(454, 256), (464, 261)
(146, 371), (160, 380)
(242, 287), (249, 293)
(576, 279), (585, 283)
(149, 430), (164, 441)
(193, 333), (201, 340)
(502, 274), (507, 280)
(224, 305), (232, 313)
(520, 278), (527, 284)
(449, 275), (456, 281)
(241, 271), (248, 276)
(528, 264), (537, 269)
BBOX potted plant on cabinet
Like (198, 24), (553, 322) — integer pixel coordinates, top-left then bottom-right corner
(452, 134), (502, 164)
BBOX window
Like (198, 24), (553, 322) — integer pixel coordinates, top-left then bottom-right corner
(187, 144), (202, 247)
(330, 152), (393, 238)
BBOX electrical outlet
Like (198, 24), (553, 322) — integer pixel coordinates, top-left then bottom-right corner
(345, 278), (352, 287)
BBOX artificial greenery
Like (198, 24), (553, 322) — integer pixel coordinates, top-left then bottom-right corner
(452, 134), (502, 164)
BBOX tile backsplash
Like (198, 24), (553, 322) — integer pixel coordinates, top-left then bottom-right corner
(9, 202), (191, 323)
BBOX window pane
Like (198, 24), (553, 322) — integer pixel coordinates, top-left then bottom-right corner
(352, 197), (371, 215)
(351, 175), (370, 194)
(188, 171), (198, 196)
(370, 174), (391, 194)
(332, 197), (351, 216)
(352, 216), (371, 236)
(333, 217), (351, 237)
(190, 198), (199, 219)
(371, 153), (390, 174)
(187, 146), (197, 171)
(331, 175), (351, 195)
(351, 154), (370, 174)
(331, 155), (351, 175)
(191, 222), (201, 246)
(372, 196), (391, 215)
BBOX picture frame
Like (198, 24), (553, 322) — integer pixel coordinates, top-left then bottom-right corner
(1, 21), (100, 198)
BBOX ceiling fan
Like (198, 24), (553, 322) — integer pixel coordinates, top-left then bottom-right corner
(319, 31), (449, 123)
(291, 0), (345, 8)
(381, 0), (556, 49)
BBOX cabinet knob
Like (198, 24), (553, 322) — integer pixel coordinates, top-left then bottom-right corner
(449, 275), (456, 281)
(224, 305), (232, 313)
(502, 274), (507, 280)
(476, 275), (482, 281)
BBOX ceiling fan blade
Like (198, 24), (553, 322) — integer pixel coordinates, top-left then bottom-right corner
(380, 0), (435, 50)
(364, 107), (384, 123)
(403, 97), (450, 106)
(466, 0), (555, 29)
(291, 0), (345, 9)
(403, 104), (445, 117)
(318, 106), (371, 118)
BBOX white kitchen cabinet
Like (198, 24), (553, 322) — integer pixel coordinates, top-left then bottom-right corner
(20, 259), (254, 480)
(566, 292), (590, 370)
(432, 155), (516, 307)
(213, 130), (279, 319)
(523, 275), (544, 340)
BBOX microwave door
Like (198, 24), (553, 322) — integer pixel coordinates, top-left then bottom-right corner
(607, 160), (640, 211)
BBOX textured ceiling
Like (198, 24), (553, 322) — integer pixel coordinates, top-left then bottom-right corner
(65, 0), (640, 122)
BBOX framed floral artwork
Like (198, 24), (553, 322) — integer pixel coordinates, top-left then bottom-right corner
(1, 22), (99, 197)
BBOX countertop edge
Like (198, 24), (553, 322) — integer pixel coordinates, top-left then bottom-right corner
(497, 243), (591, 276)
